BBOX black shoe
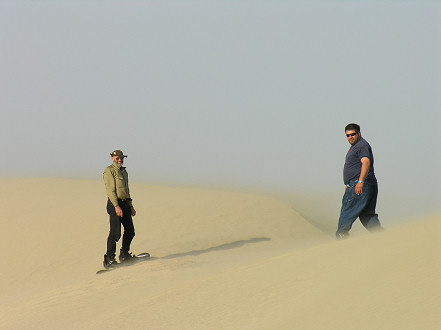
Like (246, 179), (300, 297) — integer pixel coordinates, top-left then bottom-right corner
(119, 249), (135, 263)
(103, 254), (118, 269)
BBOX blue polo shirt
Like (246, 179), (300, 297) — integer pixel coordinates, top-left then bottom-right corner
(343, 137), (376, 184)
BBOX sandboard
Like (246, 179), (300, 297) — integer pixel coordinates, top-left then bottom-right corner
(96, 252), (150, 274)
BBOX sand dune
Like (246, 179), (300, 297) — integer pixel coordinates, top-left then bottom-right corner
(0, 178), (439, 329)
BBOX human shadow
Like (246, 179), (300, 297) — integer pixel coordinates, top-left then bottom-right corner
(157, 237), (271, 260)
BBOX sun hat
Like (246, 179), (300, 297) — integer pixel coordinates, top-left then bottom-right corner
(110, 150), (127, 158)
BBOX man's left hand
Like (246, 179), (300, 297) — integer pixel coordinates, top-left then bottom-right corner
(131, 207), (136, 216)
(355, 182), (364, 195)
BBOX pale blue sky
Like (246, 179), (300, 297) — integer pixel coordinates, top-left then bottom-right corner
(1, 1), (440, 220)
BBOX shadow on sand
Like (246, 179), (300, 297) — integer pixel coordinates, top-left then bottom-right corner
(157, 237), (271, 260)
(97, 238), (271, 274)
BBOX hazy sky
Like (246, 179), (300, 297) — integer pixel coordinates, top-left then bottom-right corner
(1, 1), (440, 218)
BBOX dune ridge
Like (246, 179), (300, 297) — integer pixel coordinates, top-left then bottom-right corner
(0, 178), (439, 329)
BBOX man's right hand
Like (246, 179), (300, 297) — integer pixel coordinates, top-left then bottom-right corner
(115, 205), (123, 217)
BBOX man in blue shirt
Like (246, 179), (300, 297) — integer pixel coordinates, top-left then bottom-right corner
(336, 123), (382, 238)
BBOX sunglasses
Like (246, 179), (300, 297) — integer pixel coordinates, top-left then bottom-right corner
(346, 132), (358, 137)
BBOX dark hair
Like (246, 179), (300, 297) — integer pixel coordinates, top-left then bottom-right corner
(345, 123), (360, 132)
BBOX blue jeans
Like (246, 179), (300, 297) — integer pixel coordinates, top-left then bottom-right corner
(336, 180), (381, 237)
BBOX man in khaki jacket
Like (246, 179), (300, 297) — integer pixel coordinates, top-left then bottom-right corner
(103, 150), (136, 268)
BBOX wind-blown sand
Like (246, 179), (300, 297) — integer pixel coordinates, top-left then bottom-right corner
(1, 178), (439, 329)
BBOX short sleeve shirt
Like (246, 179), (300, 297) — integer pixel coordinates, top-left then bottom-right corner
(343, 137), (376, 184)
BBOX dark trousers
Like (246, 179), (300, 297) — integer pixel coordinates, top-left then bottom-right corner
(336, 180), (381, 237)
(106, 199), (135, 257)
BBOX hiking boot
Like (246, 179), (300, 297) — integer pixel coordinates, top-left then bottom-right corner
(103, 254), (118, 269)
(119, 249), (135, 263)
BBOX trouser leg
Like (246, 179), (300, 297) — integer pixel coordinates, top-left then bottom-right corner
(106, 200), (121, 257)
(359, 183), (382, 231)
(121, 204), (135, 252)
(336, 181), (371, 237)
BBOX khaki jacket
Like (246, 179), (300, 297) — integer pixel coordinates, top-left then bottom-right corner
(103, 163), (133, 207)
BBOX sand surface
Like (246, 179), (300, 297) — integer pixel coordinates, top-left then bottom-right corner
(1, 178), (439, 329)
